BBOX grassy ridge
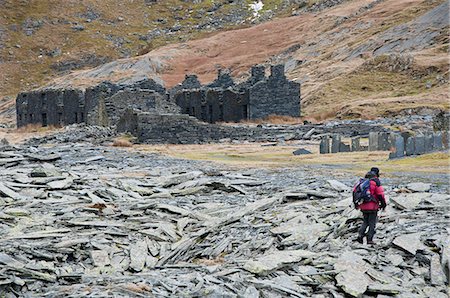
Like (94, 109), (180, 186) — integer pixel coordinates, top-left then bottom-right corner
(0, 0), (292, 97)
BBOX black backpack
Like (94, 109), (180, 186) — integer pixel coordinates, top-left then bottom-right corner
(353, 178), (375, 206)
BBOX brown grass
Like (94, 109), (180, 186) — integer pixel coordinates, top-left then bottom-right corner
(240, 115), (303, 125)
(122, 283), (152, 294)
(194, 256), (225, 266)
(0, 125), (62, 144)
(15, 123), (59, 133)
(306, 110), (339, 122)
(131, 142), (449, 174)
(112, 139), (133, 147)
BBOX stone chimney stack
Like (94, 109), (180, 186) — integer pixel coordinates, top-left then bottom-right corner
(270, 64), (286, 79)
(250, 65), (265, 82)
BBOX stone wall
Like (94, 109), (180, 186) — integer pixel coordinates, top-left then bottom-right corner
(16, 89), (85, 127)
(118, 110), (389, 145)
(389, 131), (447, 159)
(320, 131), (448, 157)
(206, 69), (235, 89)
(174, 89), (249, 124)
(248, 65), (300, 119)
(117, 109), (310, 144)
(84, 79), (170, 126)
(16, 78), (170, 127)
(169, 74), (202, 97)
(170, 64), (301, 124)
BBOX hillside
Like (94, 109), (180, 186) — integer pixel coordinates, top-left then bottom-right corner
(0, 0), (449, 124)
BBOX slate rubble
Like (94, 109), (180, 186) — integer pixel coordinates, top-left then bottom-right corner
(0, 142), (448, 297)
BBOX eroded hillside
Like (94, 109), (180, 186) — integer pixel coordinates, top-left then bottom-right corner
(1, 0), (449, 124)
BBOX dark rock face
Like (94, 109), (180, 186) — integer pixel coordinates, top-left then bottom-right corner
(50, 54), (112, 74)
(173, 64), (301, 123)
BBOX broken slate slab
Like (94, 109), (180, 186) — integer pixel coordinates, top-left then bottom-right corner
(326, 180), (349, 192)
(293, 148), (312, 155)
(30, 167), (61, 177)
(273, 223), (328, 246)
(129, 240), (148, 272)
(3, 208), (31, 216)
(366, 283), (402, 295)
(26, 153), (61, 162)
(283, 192), (308, 201)
(90, 250), (110, 267)
(80, 155), (106, 163)
(304, 189), (338, 199)
(159, 171), (203, 187)
(429, 253), (446, 286)
(390, 193), (431, 210)
(47, 178), (73, 190)
(334, 251), (370, 297)
(406, 182), (431, 192)
(0, 182), (28, 200)
(243, 249), (315, 275)
(392, 233), (426, 255)
(335, 269), (370, 297)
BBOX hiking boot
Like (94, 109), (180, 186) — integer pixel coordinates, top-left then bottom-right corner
(356, 236), (363, 244)
(367, 240), (376, 245)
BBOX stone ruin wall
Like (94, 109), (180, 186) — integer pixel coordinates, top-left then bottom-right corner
(16, 89), (85, 128)
(16, 79), (171, 128)
(117, 109), (307, 144)
(248, 65), (301, 119)
(117, 109), (390, 145)
(16, 64), (301, 144)
(174, 89), (249, 124)
(319, 131), (448, 158)
(171, 64), (301, 124)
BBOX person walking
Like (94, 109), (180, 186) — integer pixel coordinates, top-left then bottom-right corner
(354, 167), (387, 245)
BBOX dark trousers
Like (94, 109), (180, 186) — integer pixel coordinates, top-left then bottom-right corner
(358, 211), (378, 241)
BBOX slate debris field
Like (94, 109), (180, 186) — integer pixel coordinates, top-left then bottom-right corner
(0, 134), (449, 297)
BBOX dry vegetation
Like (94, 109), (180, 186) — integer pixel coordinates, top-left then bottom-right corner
(239, 115), (304, 125)
(0, 0), (291, 99)
(131, 142), (450, 174)
(112, 138), (133, 148)
(0, 125), (61, 144)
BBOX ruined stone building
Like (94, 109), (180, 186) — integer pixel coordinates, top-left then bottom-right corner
(16, 64), (301, 128)
(16, 78), (178, 128)
(173, 64), (301, 123)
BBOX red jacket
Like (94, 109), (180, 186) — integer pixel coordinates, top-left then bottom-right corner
(357, 178), (386, 211)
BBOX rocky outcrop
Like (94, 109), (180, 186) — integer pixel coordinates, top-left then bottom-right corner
(348, 1), (449, 59)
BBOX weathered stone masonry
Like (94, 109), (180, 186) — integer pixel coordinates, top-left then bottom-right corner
(16, 89), (85, 128)
(16, 78), (173, 128)
(16, 64), (301, 131)
(174, 64), (301, 123)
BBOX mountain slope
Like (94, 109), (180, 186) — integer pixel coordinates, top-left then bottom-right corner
(1, 0), (448, 124)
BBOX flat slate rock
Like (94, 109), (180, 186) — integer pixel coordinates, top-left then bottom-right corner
(390, 193), (430, 210)
(26, 153), (61, 162)
(336, 269), (370, 297)
(293, 148), (312, 155)
(392, 233), (426, 255)
(430, 253), (446, 286)
(243, 249), (315, 275)
(326, 180), (349, 192)
(406, 182), (431, 192)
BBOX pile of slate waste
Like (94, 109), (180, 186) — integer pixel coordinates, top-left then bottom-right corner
(0, 137), (448, 297)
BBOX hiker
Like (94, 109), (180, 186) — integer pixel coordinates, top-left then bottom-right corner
(353, 167), (386, 245)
